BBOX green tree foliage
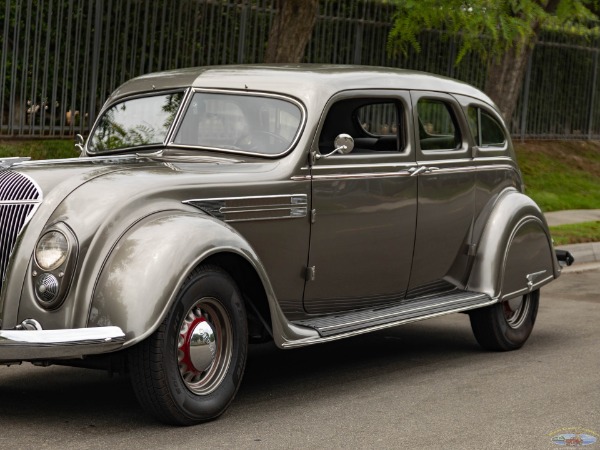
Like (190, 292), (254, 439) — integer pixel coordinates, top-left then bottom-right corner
(388, 1), (600, 120)
(388, 0), (598, 64)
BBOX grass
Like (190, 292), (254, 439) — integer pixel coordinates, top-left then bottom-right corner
(549, 221), (600, 246)
(0, 139), (78, 160)
(515, 140), (600, 212)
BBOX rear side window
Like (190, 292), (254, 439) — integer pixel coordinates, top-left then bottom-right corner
(417, 99), (461, 150)
(468, 107), (506, 147)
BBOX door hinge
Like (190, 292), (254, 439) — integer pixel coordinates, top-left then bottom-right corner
(305, 266), (316, 281)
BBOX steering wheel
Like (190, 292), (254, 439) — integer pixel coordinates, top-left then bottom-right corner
(235, 131), (288, 152)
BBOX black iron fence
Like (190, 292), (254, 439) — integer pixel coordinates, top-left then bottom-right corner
(1, 0), (600, 139)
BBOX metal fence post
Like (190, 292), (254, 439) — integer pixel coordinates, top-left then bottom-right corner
(519, 51), (533, 142)
(353, 22), (363, 65)
(587, 49), (599, 139)
(238, 1), (249, 64)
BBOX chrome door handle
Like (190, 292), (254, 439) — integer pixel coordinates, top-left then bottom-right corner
(409, 166), (439, 176)
(408, 166), (427, 176)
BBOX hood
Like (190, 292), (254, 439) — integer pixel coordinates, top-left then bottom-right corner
(0, 152), (285, 327)
(11, 153), (283, 236)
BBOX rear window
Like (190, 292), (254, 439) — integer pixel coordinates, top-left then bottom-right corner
(468, 106), (506, 147)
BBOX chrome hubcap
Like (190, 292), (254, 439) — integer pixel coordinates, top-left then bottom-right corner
(503, 293), (531, 329)
(177, 298), (232, 395)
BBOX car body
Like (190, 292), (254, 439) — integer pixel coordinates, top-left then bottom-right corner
(0, 65), (571, 424)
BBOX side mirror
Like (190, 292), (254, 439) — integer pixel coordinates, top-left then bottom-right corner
(317, 133), (354, 160)
(74, 133), (85, 156)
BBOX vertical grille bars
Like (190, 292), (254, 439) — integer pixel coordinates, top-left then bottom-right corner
(0, 170), (42, 293)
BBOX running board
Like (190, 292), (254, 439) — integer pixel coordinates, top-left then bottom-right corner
(293, 290), (494, 338)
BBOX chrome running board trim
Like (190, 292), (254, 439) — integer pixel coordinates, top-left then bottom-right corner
(285, 290), (495, 348)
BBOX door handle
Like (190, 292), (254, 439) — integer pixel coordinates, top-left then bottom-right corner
(408, 166), (427, 176)
(408, 166), (439, 176)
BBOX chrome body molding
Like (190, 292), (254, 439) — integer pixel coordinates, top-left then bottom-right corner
(0, 325), (125, 362)
(311, 171), (413, 181)
(0, 157), (32, 169)
(474, 163), (517, 172)
(501, 274), (555, 301)
(184, 194), (308, 222)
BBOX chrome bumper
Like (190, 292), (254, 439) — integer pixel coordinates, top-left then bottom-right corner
(0, 326), (126, 362)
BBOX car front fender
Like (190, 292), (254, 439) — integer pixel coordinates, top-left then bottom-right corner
(467, 189), (560, 300)
(88, 210), (309, 348)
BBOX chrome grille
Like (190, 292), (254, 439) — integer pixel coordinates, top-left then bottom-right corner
(0, 169), (42, 293)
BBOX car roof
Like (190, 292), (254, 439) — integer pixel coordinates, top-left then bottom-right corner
(106, 64), (496, 110)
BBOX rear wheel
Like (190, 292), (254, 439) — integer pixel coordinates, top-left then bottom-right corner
(469, 290), (539, 351)
(129, 265), (248, 425)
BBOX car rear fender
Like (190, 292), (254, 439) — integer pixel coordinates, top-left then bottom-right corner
(89, 211), (315, 348)
(467, 189), (560, 300)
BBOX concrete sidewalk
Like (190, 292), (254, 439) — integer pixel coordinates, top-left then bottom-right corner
(544, 209), (600, 226)
(544, 209), (600, 266)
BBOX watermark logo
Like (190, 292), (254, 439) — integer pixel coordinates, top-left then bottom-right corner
(548, 428), (599, 447)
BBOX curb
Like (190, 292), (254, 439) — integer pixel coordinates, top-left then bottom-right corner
(561, 261), (600, 274)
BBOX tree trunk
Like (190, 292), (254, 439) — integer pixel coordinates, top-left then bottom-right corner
(264, 0), (319, 63)
(484, 0), (561, 122)
(484, 41), (532, 121)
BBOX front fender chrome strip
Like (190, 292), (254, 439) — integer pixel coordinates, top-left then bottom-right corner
(184, 194), (308, 222)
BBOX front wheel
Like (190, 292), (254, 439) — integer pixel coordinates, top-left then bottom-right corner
(469, 290), (539, 351)
(128, 265), (248, 425)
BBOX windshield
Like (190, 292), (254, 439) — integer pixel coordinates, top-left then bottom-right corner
(173, 92), (303, 156)
(88, 92), (184, 152)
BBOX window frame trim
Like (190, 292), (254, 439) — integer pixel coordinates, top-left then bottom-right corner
(312, 89), (415, 166)
(410, 90), (470, 161)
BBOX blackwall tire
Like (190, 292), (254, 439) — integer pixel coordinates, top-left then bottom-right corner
(469, 290), (539, 352)
(128, 265), (248, 425)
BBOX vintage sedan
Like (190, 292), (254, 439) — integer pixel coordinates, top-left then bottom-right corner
(0, 65), (572, 425)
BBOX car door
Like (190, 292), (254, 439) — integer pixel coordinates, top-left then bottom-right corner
(303, 90), (417, 314)
(406, 91), (476, 295)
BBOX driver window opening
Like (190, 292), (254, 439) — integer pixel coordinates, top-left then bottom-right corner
(318, 98), (404, 155)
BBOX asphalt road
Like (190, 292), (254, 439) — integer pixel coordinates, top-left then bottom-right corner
(0, 267), (598, 450)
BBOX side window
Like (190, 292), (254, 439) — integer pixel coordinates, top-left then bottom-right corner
(467, 106), (506, 147)
(467, 107), (478, 144)
(356, 103), (398, 136)
(417, 99), (461, 150)
(480, 111), (506, 146)
(318, 98), (404, 155)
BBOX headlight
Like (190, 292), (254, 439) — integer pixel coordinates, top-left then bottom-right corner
(32, 225), (78, 310)
(35, 231), (69, 270)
